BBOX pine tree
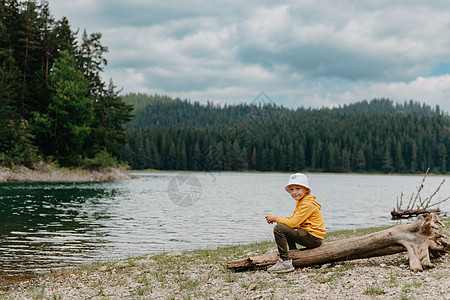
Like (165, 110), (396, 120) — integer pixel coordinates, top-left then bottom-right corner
(341, 147), (351, 172)
(89, 79), (133, 157)
(192, 141), (201, 170)
(166, 139), (177, 170)
(327, 142), (340, 172)
(42, 50), (92, 165)
(355, 149), (366, 172)
(438, 143), (447, 173)
(382, 147), (394, 173)
(177, 141), (188, 170)
(78, 30), (108, 97)
(394, 141), (406, 172)
(0, 50), (21, 154)
(297, 144), (306, 171)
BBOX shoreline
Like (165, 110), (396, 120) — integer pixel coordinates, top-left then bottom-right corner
(1, 221), (448, 299)
(0, 164), (137, 183)
(0, 166), (442, 183)
(131, 169), (446, 177)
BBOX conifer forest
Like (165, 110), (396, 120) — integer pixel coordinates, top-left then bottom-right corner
(120, 94), (449, 174)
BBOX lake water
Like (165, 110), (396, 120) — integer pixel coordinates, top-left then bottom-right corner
(1, 172), (449, 282)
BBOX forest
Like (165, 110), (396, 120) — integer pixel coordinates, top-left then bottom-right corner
(0, 0), (133, 168)
(120, 94), (449, 174)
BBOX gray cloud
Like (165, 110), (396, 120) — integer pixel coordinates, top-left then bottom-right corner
(49, 0), (450, 112)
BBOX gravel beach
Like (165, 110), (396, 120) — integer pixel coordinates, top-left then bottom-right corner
(1, 239), (448, 299)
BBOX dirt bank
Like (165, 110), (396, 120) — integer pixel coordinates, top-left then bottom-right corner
(0, 163), (136, 183)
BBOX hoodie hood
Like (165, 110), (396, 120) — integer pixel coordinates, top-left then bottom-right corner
(299, 194), (321, 210)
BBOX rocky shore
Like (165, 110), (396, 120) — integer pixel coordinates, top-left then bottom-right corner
(0, 163), (136, 183)
(1, 222), (448, 300)
(1, 247), (448, 299)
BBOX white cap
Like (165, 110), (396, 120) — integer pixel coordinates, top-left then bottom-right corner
(285, 173), (310, 192)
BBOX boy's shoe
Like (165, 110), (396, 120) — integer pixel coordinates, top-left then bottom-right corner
(267, 258), (295, 273)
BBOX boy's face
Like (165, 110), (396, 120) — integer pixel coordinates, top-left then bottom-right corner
(287, 185), (308, 201)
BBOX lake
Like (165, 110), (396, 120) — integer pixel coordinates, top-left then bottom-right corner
(1, 172), (449, 282)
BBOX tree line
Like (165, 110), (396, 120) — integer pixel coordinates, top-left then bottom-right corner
(0, 0), (133, 167)
(120, 94), (449, 174)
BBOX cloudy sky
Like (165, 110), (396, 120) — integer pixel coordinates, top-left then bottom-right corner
(47, 0), (450, 112)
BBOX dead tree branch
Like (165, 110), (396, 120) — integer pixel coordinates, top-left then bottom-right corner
(391, 169), (448, 219)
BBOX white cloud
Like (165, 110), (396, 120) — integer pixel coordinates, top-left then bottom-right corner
(48, 0), (450, 112)
(371, 76), (450, 108)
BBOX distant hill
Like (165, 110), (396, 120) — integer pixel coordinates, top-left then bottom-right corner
(333, 98), (443, 116)
(119, 94), (449, 174)
(122, 93), (444, 129)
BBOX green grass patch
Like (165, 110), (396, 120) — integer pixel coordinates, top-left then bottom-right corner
(313, 272), (344, 284)
(28, 285), (46, 299)
(364, 284), (385, 296)
(290, 287), (307, 294)
(402, 281), (422, 293)
(388, 272), (401, 287)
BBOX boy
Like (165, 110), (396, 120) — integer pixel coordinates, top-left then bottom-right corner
(265, 173), (326, 273)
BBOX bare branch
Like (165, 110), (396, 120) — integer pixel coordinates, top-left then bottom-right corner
(398, 192), (403, 211)
(426, 196), (450, 209)
(392, 168), (448, 219)
(418, 193), (426, 210)
(423, 179), (446, 209)
(406, 192), (415, 210)
(410, 168), (429, 209)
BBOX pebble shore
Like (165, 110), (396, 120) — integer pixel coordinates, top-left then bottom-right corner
(1, 244), (448, 299)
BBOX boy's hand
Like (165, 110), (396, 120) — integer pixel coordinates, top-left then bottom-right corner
(265, 215), (277, 224)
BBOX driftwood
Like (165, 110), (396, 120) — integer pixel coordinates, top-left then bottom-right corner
(227, 214), (450, 272)
(391, 208), (447, 219)
(391, 168), (449, 219)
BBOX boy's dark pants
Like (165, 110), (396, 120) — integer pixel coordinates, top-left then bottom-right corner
(274, 224), (323, 260)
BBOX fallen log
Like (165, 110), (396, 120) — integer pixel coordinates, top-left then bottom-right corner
(227, 214), (450, 272)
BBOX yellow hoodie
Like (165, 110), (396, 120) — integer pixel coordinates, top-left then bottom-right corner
(276, 193), (326, 239)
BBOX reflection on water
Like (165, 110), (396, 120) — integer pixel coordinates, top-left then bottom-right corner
(0, 183), (117, 279)
(1, 172), (449, 285)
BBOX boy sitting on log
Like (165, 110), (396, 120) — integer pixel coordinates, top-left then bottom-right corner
(265, 173), (326, 273)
